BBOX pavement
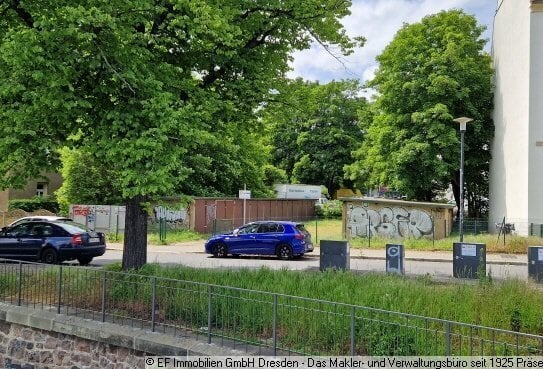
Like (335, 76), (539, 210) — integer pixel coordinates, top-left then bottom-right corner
(106, 241), (529, 266)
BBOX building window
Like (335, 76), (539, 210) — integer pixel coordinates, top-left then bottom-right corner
(36, 183), (47, 197)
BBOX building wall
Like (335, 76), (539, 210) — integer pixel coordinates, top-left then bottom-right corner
(7, 172), (63, 200)
(528, 5), (543, 229)
(489, 0), (533, 234)
(0, 173), (64, 212)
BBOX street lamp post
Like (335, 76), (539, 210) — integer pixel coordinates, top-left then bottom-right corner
(453, 117), (473, 242)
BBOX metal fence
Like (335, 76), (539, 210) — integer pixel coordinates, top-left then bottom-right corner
(451, 218), (489, 235)
(0, 260), (542, 356)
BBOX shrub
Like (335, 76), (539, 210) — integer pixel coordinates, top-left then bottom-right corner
(315, 200), (342, 219)
(8, 196), (59, 213)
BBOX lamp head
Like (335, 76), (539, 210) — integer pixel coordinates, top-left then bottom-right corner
(453, 117), (473, 132)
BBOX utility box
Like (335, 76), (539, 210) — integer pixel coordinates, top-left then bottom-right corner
(453, 242), (486, 279)
(386, 244), (405, 275)
(320, 240), (350, 271)
(528, 246), (543, 282)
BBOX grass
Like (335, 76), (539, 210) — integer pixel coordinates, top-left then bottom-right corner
(110, 263), (543, 338)
(107, 228), (204, 244)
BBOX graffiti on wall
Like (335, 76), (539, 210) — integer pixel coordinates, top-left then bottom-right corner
(154, 206), (186, 221)
(347, 205), (433, 239)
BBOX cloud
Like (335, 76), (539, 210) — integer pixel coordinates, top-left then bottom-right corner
(288, 0), (495, 84)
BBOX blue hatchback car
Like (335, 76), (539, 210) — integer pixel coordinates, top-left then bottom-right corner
(205, 221), (313, 259)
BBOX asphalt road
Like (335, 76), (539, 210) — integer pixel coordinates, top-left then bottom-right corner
(90, 248), (529, 281)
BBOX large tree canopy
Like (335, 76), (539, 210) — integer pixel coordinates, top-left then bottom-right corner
(0, 0), (359, 268)
(263, 78), (367, 197)
(347, 10), (493, 214)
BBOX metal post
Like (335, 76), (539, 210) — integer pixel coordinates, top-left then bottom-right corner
(530, 223), (534, 236)
(315, 217), (318, 243)
(115, 210), (119, 241)
(151, 277), (157, 332)
(57, 265), (62, 314)
(350, 306), (355, 356)
(17, 262), (23, 306)
(208, 286), (213, 344)
(445, 321), (452, 356)
(459, 129), (465, 242)
(101, 271), (107, 323)
(273, 294), (278, 356)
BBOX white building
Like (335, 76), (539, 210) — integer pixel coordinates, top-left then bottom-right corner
(489, 0), (543, 235)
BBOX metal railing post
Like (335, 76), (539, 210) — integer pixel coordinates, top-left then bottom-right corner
(101, 271), (107, 323)
(350, 306), (355, 356)
(151, 277), (157, 332)
(446, 321), (452, 356)
(208, 285), (213, 344)
(17, 262), (23, 306)
(273, 294), (278, 356)
(57, 265), (63, 314)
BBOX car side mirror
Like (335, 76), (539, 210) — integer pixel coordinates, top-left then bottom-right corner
(233, 229), (239, 237)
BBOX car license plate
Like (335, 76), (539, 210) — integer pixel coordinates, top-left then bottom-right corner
(89, 237), (100, 243)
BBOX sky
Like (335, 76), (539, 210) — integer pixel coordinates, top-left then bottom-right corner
(288, 0), (496, 87)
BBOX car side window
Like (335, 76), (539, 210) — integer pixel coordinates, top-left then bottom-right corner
(8, 224), (31, 237)
(276, 224), (285, 233)
(238, 224), (259, 235)
(259, 223), (280, 233)
(50, 225), (69, 237)
(28, 224), (45, 237)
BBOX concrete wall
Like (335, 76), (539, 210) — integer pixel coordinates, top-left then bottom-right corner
(342, 198), (454, 240)
(0, 303), (240, 369)
(528, 4), (543, 230)
(490, 0), (543, 235)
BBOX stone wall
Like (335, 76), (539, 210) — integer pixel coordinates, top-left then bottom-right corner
(0, 321), (146, 369)
(0, 302), (246, 369)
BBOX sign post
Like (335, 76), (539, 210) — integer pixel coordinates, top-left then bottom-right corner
(239, 187), (251, 224)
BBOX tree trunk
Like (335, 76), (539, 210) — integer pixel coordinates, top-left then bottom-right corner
(122, 195), (148, 270)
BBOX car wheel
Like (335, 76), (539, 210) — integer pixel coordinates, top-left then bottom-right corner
(41, 248), (58, 264)
(277, 244), (293, 260)
(212, 243), (228, 258)
(77, 257), (93, 266)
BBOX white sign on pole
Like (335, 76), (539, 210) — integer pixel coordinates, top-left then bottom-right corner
(538, 249), (543, 261)
(239, 190), (251, 199)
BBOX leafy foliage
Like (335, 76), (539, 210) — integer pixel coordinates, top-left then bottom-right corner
(56, 148), (123, 214)
(0, 0), (359, 268)
(315, 200), (342, 219)
(347, 10), (493, 212)
(8, 196), (59, 213)
(263, 79), (367, 196)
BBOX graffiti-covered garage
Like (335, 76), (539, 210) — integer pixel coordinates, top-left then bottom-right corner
(342, 197), (455, 240)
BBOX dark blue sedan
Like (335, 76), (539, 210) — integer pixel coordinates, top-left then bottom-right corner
(0, 220), (106, 265)
(205, 221), (313, 259)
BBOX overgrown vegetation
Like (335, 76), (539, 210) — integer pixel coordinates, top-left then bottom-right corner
(107, 264), (543, 354)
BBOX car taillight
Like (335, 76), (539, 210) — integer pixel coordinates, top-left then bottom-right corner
(71, 234), (84, 246)
(294, 233), (305, 240)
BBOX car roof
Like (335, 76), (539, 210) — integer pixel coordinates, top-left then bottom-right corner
(7, 216), (72, 227)
(245, 221), (301, 226)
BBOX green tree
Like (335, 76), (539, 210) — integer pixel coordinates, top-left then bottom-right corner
(0, 0), (359, 268)
(264, 79), (367, 197)
(56, 148), (123, 214)
(347, 10), (493, 214)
